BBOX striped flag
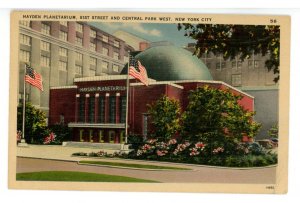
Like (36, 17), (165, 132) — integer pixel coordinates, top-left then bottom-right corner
(25, 64), (44, 91)
(129, 55), (149, 86)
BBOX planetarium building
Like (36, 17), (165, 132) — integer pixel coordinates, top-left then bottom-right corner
(49, 44), (254, 145)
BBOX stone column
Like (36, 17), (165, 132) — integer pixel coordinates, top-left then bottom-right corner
(75, 94), (80, 122)
(50, 44), (59, 87)
(85, 94), (89, 123)
(30, 37), (41, 107)
(95, 93), (99, 123)
(116, 93), (120, 123)
(105, 93), (109, 123)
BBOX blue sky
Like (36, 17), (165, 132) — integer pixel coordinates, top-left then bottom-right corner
(89, 22), (195, 47)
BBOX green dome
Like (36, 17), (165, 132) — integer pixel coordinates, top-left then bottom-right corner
(121, 45), (213, 81)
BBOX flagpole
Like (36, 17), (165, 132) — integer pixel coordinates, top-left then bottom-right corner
(19, 64), (28, 146)
(125, 51), (130, 144)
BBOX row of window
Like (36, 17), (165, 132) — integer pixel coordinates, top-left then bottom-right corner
(20, 49), (119, 73)
(20, 21), (120, 47)
(78, 95), (126, 124)
(207, 60), (260, 70)
(20, 33), (121, 59)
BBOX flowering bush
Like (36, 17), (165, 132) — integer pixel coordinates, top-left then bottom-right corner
(43, 132), (56, 144)
(129, 137), (277, 167)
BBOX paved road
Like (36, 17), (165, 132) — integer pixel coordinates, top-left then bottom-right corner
(17, 157), (276, 183)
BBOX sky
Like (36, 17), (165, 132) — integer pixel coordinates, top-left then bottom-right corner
(89, 22), (195, 47)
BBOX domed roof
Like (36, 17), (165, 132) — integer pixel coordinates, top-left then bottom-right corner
(121, 45), (213, 81)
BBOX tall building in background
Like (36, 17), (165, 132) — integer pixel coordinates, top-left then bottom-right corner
(18, 21), (131, 119)
(113, 30), (150, 51)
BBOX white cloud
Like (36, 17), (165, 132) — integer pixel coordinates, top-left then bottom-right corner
(103, 23), (162, 37)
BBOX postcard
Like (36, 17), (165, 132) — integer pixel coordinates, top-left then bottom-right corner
(8, 11), (290, 194)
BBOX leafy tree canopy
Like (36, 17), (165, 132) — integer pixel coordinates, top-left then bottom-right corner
(178, 24), (280, 82)
(17, 102), (47, 143)
(182, 86), (261, 142)
(147, 96), (181, 141)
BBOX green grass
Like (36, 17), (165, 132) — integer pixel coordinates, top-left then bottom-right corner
(79, 160), (191, 170)
(16, 171), (158, 182)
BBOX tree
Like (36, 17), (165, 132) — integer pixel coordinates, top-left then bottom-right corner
(17, 102), (47, 143)
(177, 24), (280, 82)
(147, 96), (181, 141)
(182, 86), (261, 142)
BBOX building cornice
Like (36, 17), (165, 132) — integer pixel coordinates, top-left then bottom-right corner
(50, 85), (78, 90)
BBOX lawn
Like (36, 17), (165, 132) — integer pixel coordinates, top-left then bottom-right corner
(79, 160), (191, 170)
(16, 171), (158, 182)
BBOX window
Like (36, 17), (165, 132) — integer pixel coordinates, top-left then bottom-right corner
(90, 57), (97, 66)
(216, 63), (221, 70)
(75, 65), (83, 75)
(40, 41), (50, 51)
(206, 62), (211, 69)
(103, 47), (109, 56)
(237, 61), (242, 68)
(232, 61), (242, 69)
(254, 60), (259, 68)
(89, 96), (95, 123)
(112, 64), (119, 72)
(76, 23), (83, 33)
(59, 47), (68, 57)
(20, 34), (31, 46)
(78, 96), (85, 122)
(102, 35), (109, 43)
(102, 61), (108, 70)
(90, 42), (96, 51)
(75, 52), (83, 61)
(90, 29), (96, 38)
(41, 23), (50, 35)
(120, 96), (126, 123)
(124, 55), (129, 63)
(232, 74), (242, 86)
(113, 52), (119, 60)
(59, 61), (67, 71)
(59, 31), (68, 41)
(114, 40), (120, 47)
(76, 36), (83, 46)
(90, 69), (96, 76)
(20, 20), (30, 27)
(232, 61), (237, 68)
(20, 50), (30, 62)
(98, 96), (105, 123)
(109, 96), (116, 123)
(60, 21), (68, 26)
(41, 56), (50, 67)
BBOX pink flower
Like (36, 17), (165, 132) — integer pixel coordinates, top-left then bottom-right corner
(189, 148), (200, 156)
(156, 150), (167, 156)
(148, 139), (157, 144)
(168, 139), (177, 145)
(212, 147), (224, 154)
(195, 142), (205, 149)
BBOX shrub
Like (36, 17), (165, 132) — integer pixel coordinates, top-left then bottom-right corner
(147, 96), (181, 141)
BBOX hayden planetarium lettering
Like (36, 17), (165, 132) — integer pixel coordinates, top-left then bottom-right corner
(79, 86), (126, 92)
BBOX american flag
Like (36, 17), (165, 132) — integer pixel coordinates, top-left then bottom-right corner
(25, 64), (43, 91)
(129, 55), (149, 86)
